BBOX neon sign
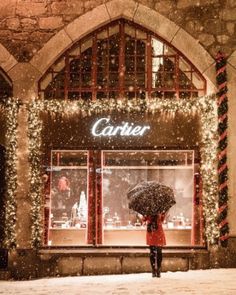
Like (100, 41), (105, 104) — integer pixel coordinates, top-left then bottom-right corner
(91, 117), (150, 137)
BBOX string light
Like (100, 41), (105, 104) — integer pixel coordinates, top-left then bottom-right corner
(0, 98), (21, 248)
(27, 95), (219, 247)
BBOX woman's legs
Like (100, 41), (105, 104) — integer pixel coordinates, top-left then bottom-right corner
(156, 246), (162, 277)
(149, 246), (156, 276)
(149, 246), (163, 277)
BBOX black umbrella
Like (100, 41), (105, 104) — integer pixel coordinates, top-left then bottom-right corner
(127, 181), (176, 216)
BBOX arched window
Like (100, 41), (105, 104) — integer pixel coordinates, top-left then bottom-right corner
(0, 68), (13, 99)
(39, 20), (206, 100)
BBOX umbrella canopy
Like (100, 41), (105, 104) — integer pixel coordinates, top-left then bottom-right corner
(127, 181), (176, 216)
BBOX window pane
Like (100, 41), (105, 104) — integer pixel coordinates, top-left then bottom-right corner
(163, 57), (175, 72)
(153, 71), (163, 88)
(179, 92), (191, 99)
(97, 29), (108, 40)
(97, 92), (107, 99)
(152, 57), (163, 73)
(81, 52), (92, 71)
(125, 73), (135, 87)
(68, 92), (80, 100)
(136, 73), (146, 87)
(152, 38), (163, 56)
(192, 72), (205, 89)
(70, 59), (80, 72)
(125, 37), (135, 54)
(102, 150), (195, 246)
(81, 92), (92, 100)
(81, 73), (91, 86)
(136, 29), (147, 40)
(109, 73), (119, 87)
(136, 39), (146, 55)
(109, 35), (120, 55)
(125, 56), (135, 72)
(124, 24), (135, 38)
(136, 56), (145, 72)
(69, 73), (80, 87)
(179, 72), (194, 89)
(109, 55), (119, 71)
(97, 73), (108, 86)
(163, 73), (175, 88)
(49, 151), (88, 246)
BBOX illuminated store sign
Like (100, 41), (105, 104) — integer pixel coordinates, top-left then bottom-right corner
(91, 117), (150, 137)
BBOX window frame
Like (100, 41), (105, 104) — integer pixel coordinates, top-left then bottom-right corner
(38, 19), (206, 100)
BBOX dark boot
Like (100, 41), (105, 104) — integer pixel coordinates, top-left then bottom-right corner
(156, 267), (161, 278)
(152, 269), (156, 277)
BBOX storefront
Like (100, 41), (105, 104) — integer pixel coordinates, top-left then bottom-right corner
(35, 19), (207, 249)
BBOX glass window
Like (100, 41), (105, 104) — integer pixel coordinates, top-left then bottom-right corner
(102, 150), (200, 246)
(39, 19), (206, 100)
(48, 150), (89, 246)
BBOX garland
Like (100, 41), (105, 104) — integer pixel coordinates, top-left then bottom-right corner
(216, 51), (229, 247)
(0, 98), (20, 248)
(28, 96), (219, 247)
(28, 102), (43, 248)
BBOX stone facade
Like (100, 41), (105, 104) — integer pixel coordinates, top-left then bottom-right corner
(0, 0), (236, 278)
(0, 0), (235, 61)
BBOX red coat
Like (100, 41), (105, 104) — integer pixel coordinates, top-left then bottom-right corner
(143, 214), (166, 246)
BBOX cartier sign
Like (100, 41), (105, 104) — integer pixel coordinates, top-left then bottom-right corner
(91, 117), (150, 137)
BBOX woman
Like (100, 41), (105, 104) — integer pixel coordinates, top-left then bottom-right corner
(143, 213), (166, 278)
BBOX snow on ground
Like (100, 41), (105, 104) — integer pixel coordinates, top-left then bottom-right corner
(0, 269), (236, 295)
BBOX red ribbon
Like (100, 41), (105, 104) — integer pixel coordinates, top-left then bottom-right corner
(219, 113), (227, 123)
(217, 93), (227, 106)
(219, 81), (227, 90)
(219, 181), (227, 191)
(216, 65), (226, 76)
(218, 148), (227, 160)
(219, 234), (229, 241)
(218, 163), (227, 174)
(218, 219), (228, 228)
(218, 204), (228, 213)
(219, 130), (227, 141)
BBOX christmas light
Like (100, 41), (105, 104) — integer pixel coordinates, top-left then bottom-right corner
(0, 98), (21, 248)
(27, 95), (219, 247)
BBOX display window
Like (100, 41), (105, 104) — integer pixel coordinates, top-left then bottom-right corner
(48, 151), (89, 246)
(102, 150), (197, 246)
(45, 148), (203, 247)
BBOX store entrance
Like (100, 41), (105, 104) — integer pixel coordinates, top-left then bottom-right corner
(46, 149), (203, 247)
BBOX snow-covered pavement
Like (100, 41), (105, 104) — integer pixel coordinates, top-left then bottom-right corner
(0, 269), (236, 295)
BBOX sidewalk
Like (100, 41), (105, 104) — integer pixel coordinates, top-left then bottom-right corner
(0, 268), (236, 295)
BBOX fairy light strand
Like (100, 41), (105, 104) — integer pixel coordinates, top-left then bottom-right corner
(0, 98), (21, 248)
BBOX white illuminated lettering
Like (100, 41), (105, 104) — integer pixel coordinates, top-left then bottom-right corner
(91, 117), (109, 136)
(91, 117), (150, 137)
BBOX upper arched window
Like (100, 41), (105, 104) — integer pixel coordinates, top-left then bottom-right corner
(39, 19), (206, 100)
(0, 68), (12, 99)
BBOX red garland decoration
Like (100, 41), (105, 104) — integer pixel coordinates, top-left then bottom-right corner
(216, 51), (229, 247)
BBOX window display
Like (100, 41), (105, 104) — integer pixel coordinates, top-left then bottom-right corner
(102, 150), (199, 245)
(48, 150), (88, 246)
(46, 149), (203, 246)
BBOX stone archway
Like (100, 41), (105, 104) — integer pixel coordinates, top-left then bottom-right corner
(29, 0), (216, 93)
(0, 43), (17, 75)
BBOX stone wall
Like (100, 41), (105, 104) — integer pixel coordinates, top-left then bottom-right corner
(0, 0), (236, 61)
